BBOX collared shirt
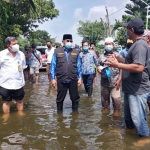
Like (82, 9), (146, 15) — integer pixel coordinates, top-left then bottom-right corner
(22, 50), (30, 65)
(50, 47), (82, 80)
(29, 50), (42, 67)
(0, 49), (26, 89)
(79, 50), (99, 75)
(45, 47), (55, 63)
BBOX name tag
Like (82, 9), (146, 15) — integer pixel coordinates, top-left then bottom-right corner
(58, 53), (64, 55)
(18, 65), (22, 72)
(71, 53), (77, 56)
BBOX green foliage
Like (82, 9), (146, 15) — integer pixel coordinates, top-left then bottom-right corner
(96, 44), (105, 54)
(77, 20), (104, 45)
(0, 0), (59, 49)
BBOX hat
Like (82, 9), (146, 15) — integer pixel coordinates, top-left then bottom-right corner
(127, 39), (133, 43)
(143, 30), (150, 37)
(123, 18), (144, 30)
(31, 44), (36, 48)
(105, 37), (114, 43)
(63, 34), (72, 40)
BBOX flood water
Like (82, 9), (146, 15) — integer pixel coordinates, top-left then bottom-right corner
(0, 73), (150, 150)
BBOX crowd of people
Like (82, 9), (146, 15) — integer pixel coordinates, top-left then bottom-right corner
(0, 17), (150, 146)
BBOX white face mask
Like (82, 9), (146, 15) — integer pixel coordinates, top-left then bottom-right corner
(11, 44), (19, 52)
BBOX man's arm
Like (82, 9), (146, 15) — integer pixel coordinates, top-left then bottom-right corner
(93, 52), (99, 66)
(77, 55), (82, 86)
(50, 52), (57, 80)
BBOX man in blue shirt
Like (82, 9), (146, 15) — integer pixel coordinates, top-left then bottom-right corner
(50, 34), (82, 112)
(80, 40), (98, 98)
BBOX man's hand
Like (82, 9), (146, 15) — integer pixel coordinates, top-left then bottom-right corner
(51, 79), (57, 89)
(115, 80), (121, 90)
(104, 54), (119, 68)
(78, 78), (82, 86)
(97, 68), (102, 74)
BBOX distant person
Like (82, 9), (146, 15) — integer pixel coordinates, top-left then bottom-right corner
(119, 39), (133, 58)
(80, 40), (98, 98)
(97, 37), (122, 117)
(45, 41), (55, 83)
(50, 34), (82, 112)
(75, 44), (79, 51)
(0, 37), (26, 113)
(22, 45), (30, 81)
(29, 44), (42, 84)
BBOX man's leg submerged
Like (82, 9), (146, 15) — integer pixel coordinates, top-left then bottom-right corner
(69, 81), (80, 111)
(128, 93), (149, 137)
(56, 82), (68, 112)
(2, 101), (10, 113)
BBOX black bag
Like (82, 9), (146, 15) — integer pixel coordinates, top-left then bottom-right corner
(32, 51), (40, 63)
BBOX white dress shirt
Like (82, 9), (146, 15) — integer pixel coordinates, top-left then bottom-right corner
(45, 47), (55, 63)
(0, 49), (26, 89)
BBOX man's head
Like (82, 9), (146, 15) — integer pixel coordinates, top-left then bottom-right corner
(62, 34), (73, 49)
(24, 45), (29, 51)
(123, 18), (144, 40)
(82, 41), (90, 52)
(126, 39), (133, 49)
(143, 30), (150, 43)
(46, 41), (52, 49)
(104, 37), (114, 52)
(5, 37), (19, 53)
(90, 43), (95, 49)
(31, 44), (36, 50)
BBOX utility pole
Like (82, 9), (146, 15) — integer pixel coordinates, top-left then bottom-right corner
(105, 6), (111, 36)
(100, 18), (107, 38)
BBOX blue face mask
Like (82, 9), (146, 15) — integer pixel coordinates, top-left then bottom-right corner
(125, 31), (129, 39)
(105, 45), (113, 52)
(83, 46), (89, 51)
(65, 42), (72, 49)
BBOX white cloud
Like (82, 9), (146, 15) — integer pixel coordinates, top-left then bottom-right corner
(74, 8), (83, 20)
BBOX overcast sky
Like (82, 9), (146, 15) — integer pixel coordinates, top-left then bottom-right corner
(37, 0), (131, 45)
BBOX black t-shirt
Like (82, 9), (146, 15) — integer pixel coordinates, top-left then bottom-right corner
(122, 38), (150, 95)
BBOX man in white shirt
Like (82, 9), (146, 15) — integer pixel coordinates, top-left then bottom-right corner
(45, 41), (55, 82)
(29, 44), (42, 84)
(0, 37), (26, 113)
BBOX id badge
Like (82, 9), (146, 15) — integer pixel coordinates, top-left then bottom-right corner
(18, 65), (22, 72)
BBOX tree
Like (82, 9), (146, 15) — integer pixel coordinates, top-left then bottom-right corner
(77, 20), (104, 45)
(0, 0), (59, 49)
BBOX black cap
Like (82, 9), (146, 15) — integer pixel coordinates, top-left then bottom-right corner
(31, 44), (36, 48)
(123, 18), (144, 30)
(63, 34), (72, 40)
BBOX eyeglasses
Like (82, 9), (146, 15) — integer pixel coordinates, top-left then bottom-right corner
(66, 40), (73, 43)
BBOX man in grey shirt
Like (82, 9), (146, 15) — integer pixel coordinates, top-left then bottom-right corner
(105, 18), (150, 146)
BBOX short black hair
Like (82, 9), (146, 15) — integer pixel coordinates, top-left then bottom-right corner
(5, 37), (16, 45)
(90, 43), (95, 46)
(134, 27), (144, 35)
(82, 40), (89, 46)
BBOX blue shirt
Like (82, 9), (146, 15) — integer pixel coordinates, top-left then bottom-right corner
(119, 48), (128, 58)
(79, 50), (98, 75)
(50, 47), (82, 80)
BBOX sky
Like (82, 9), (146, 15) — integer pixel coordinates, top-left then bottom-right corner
(37, 0), (131, 45)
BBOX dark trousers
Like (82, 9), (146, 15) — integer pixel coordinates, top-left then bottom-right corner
(56, 81), (80, 103)
(82, 74), (94, 89)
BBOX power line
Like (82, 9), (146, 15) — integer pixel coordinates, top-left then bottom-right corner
(109, 7), (125, 16)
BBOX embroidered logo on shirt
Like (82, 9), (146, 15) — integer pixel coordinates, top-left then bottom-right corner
(71, 53), (77, 56)
(58, 53), (64, 55)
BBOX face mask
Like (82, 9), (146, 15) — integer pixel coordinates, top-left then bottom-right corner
(65, 42), (72, 49)
(47, 45), (51, 48)
(105, 45), (113, 52)
(125, 32), (129, 39)
(12, 44), (19, 52)
(83, 46), (89, 51)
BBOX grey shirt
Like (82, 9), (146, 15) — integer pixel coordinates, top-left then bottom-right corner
(98, 52), (120, 87)
(122, 38), (150, 95)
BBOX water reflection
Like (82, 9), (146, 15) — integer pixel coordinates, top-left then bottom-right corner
(0, 73), (150, 149)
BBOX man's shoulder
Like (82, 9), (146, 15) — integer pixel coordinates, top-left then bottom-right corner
(0, 49), (8, 55)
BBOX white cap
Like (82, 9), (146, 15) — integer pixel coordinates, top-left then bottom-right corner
(105, 37), (114, 43)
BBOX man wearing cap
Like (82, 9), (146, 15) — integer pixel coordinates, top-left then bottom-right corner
(105, 18), (150, 142)
(29, 44), (42, 84)
(119, 39), (133, 58)
(50, 34), (82, 112)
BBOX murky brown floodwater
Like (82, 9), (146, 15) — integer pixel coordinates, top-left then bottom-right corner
(0, 73), (150, 150)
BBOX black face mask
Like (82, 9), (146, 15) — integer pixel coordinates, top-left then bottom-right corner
(47, 45), (51, 48)
(126, 43), (132, 49)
